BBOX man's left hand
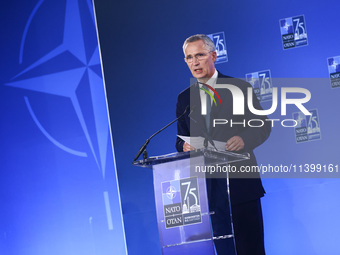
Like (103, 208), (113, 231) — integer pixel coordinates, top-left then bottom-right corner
(225, 136), (245, 151)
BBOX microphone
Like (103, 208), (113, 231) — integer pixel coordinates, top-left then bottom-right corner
(188, 107), (218, 151)
(133, 105), (190, 162)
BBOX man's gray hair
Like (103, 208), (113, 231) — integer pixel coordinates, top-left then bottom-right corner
(182, 34), (216, 53)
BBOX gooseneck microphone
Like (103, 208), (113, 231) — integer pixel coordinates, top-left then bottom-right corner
(133, 105), (190, 162)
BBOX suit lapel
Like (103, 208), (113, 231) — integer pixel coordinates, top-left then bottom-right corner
(210, 73), (225, 126)
(190, 82), (209, 134)
(191, 71), (232, 135)
(209, 72), (234, 135)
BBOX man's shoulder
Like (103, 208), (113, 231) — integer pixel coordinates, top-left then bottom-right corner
(217, 71), (252, 91)
(177, 82), (197, 98)
(217, 72), (233, 79)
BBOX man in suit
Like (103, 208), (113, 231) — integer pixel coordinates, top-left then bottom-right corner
(176, 34), (271, 255)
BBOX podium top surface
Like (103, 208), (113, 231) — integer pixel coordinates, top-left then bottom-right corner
(132, 148), (250, 168)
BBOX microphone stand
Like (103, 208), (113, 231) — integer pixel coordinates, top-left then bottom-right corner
(188, 111), (218, 151)
(133, 106), (190, 162)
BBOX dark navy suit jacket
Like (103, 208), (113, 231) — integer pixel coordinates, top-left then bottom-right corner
(175, 72), (271, 205)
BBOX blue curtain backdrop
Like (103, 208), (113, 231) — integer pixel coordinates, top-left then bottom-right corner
(93, 0), (340, 254)
(1, 0), (127, 254)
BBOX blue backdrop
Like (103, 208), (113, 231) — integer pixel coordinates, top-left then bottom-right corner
(94, 0), (340, 254)
(1, 0), (340, 255)
(1, 0), (127, 254)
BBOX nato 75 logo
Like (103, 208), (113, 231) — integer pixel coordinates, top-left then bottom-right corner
(280, 15), (308, 49)
(161, 177), (201, 228)
(246, 70), (272, 102)
(327, 56), (340, 88)
(207, 32), (228, 64)
(293, 109), (321, 143)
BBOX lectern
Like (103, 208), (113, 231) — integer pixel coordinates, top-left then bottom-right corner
(133, 148), (249, 255)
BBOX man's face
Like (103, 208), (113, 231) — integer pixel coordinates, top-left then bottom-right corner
(184, 40), (217, 82)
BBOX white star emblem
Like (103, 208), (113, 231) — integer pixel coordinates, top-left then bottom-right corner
(5, 0), (109, 178)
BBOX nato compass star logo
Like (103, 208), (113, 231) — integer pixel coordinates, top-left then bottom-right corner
(5, 0), (109, 177)
(166, 186), (177, 200)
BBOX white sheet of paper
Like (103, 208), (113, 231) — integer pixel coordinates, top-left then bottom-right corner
(177, 135), (226, 151)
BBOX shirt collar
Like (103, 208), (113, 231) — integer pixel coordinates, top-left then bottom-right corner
(198, 69), (218, 89)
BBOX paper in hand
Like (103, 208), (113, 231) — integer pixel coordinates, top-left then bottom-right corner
(177, 135), (227, 151)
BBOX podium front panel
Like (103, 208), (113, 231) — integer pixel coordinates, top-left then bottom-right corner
(153, 156), (215, 255)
